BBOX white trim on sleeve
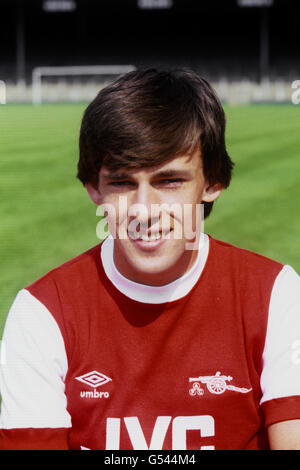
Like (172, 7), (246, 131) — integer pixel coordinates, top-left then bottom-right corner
(0, 289), (71, 429)
(260, 265), (300, 404)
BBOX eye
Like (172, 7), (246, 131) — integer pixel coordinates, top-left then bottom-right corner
(158, 178), (185, 187)
(109, 181), (134, 187)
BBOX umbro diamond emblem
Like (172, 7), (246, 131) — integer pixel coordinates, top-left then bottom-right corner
(75, 370), (112, 388)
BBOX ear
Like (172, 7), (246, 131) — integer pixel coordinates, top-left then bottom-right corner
(85, 182), (102, 205)
(201, 182), (223, 203)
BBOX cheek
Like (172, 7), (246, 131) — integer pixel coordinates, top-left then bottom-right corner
(102, 195), (129, 225)
(171, 201), (204, 240)
(183, 204), (204, 238)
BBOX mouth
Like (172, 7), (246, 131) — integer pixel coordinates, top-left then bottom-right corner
(128, 229), (172, 241)
(127, 229), (172, 251)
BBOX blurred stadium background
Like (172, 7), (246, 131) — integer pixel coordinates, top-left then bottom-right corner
(1, 0), (300, 103)
(0, 0), (300, 336)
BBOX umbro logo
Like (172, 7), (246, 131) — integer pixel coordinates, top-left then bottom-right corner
(76, 371), (112, 399)
(76, 370), (112, 388)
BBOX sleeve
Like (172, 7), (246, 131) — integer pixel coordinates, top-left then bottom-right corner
(0, 289), (71, 449)
(260, 265), (300, 427)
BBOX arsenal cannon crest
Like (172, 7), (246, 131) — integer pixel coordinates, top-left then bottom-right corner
(189, 371), (252, 396)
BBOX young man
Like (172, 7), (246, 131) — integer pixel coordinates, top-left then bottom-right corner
(1, 69), (300, 450)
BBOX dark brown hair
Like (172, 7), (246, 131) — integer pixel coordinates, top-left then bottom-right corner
(77, 68), (234, 218)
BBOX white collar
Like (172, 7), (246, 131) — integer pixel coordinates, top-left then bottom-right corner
(101, 233), (209, 304)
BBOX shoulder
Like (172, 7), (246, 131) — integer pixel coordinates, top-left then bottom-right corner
(20, 242), (107, 337)
(209, 236), (283, 269)
(27, 243), (103, 288)
(25, 242), (105, 300)
(207, 235), (285, 282)
(205, 236), (293, 319)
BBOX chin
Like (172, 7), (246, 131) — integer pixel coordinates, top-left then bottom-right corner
(131, 252), (187, 282)
(132, 260), (173, 276)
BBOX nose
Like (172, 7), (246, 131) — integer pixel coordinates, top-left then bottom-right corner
(129, 182), (161, 228)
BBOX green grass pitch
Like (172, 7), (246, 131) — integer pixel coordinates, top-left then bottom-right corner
(0, 103), (300, 337)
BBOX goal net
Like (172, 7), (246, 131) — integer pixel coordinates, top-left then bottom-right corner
(32, 65), (136, 105)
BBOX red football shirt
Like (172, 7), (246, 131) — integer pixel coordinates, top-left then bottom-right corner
(1, 234), (300, 449)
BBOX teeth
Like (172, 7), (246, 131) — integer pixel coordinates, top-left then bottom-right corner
(141, 234), (161, 241)
(128, 230), (171, 241)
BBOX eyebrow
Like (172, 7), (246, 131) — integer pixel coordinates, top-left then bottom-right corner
(101, 169), (192, 181)
(153, 169), (192, 178)
(101, 172), (131, 181)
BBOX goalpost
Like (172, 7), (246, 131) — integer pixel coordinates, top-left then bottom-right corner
(32, 65), (136, 105)
(0, 80), (6, 104)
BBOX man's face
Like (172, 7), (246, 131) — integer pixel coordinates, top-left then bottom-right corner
(86, 148), (222, 286)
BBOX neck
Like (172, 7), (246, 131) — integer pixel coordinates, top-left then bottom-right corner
(100, 234), (209, 304)
(113, 247), (199, 287)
